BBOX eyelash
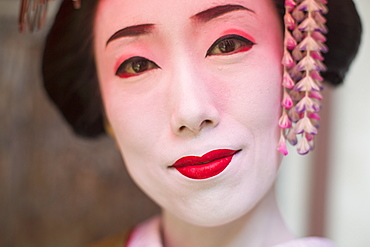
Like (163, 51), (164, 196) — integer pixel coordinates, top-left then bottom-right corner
(115, 56), (160, 79)
(115, 34), (256, 78)
(206, 34), (256, 57)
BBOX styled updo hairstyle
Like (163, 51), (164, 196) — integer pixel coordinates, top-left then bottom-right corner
(42, 0), (362, 138)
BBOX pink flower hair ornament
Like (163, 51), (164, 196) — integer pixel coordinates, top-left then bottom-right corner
(278, 0), (329, 155)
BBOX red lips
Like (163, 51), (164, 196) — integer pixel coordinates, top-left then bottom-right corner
(169, 149), (241, 179)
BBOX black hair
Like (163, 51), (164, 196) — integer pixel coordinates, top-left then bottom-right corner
(42, 0), (362, 138)
(43, 0), (102, 137)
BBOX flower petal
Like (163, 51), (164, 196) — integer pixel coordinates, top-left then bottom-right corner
(285, 30), (297, 50)
(313, 11), (327, 24)
(311, 98), (321, 112)
(292, 47), (304, 61)
(283, 70), (295, 89)
(288, 107), (301, 123)
(311, 31), (327, 42)
(294, 98), (306, 113)
(298, 16), (320, 32)
(316, 21), (328, 34)
(315, 79), (324, 90)
(309, 91), (323, 100)
(308, 112), (321, 120)
(289, 89), (303, 102)
(315, 59), (327, 71)
(297, 35), (324, 52)
(293, 27), (303, 41)
(310, 117), (320, 128)
(282, 90), (294, 109)
(297, 135), (311, 155)
(279, 111), (292, 129)
(310, 51), (324, 61)
(305, 133), (314, 141)
(298, 0), (325, 12)
(284, 12), (296, 30)
(289, 67), (303, 81)
(294, 75), (321, 92)
(278, 134), (289, 155)
(292, 8), (305, 22)
(287, 128), (298, 145)
(282, 50), (295, 69)
(294, 116), (318, 135)
(310, 71), (324, 81)
(285, 0), (297, 11)
(295, 96), (321, 113)
(296, 55), (325, 71)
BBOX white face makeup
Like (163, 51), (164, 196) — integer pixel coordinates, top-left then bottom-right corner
(94, 0), (283, 227)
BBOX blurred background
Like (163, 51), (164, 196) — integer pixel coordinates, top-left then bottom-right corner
(0, 0), (369, 246)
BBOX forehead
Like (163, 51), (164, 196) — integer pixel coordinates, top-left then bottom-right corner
(94, 0), (278, 34)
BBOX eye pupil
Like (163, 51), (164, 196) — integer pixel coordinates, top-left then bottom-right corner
(132, 60), (149, 73)
(218, 40), (236, 53)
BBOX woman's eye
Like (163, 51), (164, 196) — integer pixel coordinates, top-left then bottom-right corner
(115, 56), (160, 78)
(206, 35), (255, 56)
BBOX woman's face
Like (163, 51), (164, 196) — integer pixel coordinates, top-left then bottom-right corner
(94, 0), (283, 226)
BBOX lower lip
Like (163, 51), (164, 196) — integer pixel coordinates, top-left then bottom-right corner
(172, 150), (240, 180)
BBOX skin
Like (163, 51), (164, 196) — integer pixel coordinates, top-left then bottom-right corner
(94, 0), (293, 246)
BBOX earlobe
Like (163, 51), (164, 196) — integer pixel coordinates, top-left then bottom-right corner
(104, 119), (115, 139)
(104, 120), (121, 149)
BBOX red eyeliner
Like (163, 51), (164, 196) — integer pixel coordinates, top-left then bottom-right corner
(222, 29), (256, 43)
(169, 149), (241, 179)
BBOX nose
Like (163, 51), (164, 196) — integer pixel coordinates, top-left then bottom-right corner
(170, 65), (220, 136)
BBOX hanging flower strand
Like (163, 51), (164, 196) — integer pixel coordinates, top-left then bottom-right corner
(278, 0), (328, 155)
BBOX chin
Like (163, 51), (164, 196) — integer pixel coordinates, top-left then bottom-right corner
(163, 176), (275, 228)
(178, 205), (254, 227)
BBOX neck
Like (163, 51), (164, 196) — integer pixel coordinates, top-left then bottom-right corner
(161, 188), (294, 247)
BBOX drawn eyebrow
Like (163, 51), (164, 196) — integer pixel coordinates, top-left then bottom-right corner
(106, 24), (155, 47)
(191, 4), (254, 23)
(105, 5), (253, 47)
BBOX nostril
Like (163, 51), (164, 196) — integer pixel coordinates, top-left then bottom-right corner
(178, 119), (213, 132)
(201, 119), (213, 126)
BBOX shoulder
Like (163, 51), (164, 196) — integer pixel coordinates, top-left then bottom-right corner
(272, 237), (337, 247)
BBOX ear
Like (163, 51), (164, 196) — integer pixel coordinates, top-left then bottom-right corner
(104, 120), (121, 149)
(104, 120), (115, 139)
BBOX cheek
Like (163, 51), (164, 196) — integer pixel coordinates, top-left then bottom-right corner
(246, 41), (283, 128)
(227, 55), (283, 131)
(100, 81), (170, 159)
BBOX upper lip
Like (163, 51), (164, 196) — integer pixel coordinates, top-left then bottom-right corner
(169, 149), (241, 168)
